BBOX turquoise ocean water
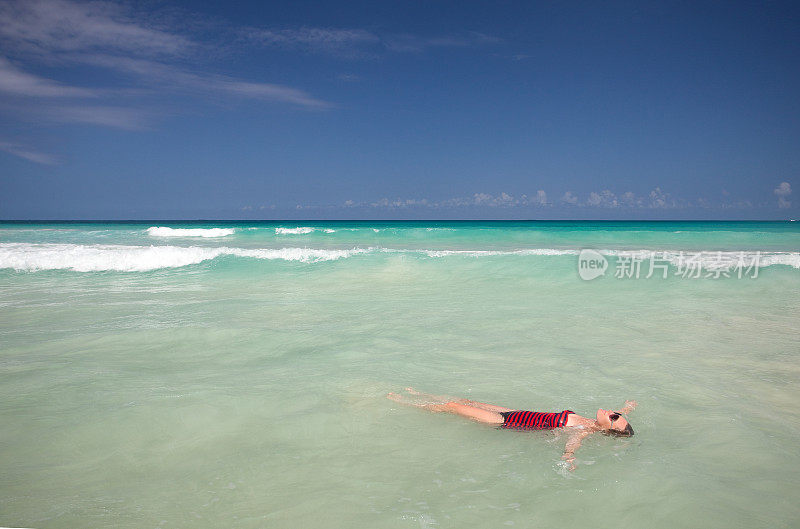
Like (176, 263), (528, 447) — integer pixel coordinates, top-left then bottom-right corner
(1, 221), (799, 528)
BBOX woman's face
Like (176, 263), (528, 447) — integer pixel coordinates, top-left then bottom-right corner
(596, 408), (629, 432)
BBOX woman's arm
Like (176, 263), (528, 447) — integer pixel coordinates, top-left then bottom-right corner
(618, 400), (637, 415)
(562, 430), (591, 471)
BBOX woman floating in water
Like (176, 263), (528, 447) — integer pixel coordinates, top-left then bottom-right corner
(388, 388), (637, 471)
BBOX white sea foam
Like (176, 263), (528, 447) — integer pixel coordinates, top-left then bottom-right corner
(324, 229), (336, 233)
(1, 244), (797, 272)
(420, 249), (578, 258)
(0, 244), (365, 272)
(147, 227), (235, 238)
(417, 248), (800, 269)
(728, 252), (800, 269)
(275, 227), (315, 235)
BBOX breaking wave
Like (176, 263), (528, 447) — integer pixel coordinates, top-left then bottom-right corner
(1, 243), (797, 272)
(275, 227), (315, 235)
(146, 227), (235, 238)
(0, 244), (365, 272)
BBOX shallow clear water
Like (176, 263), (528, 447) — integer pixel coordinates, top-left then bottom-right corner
(1, 221), (799, 528)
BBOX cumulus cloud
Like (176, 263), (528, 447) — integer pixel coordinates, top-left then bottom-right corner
(472, 192), (493, 205)
(774, 182), (791, 209)
(365, 192), (527, 209)
(648, 187), (674, 209)
(323, 185), (769, 214)
(443, 193), (518, 207)
(496, 192), (516, 206)
(323, 187), (765, 213)
(519, 189), (549, 206)
(371, 197), (431, 208)
(346, 187), (753, 212)
(587, 190), (618, 208)
(619, 191), (641, 207)
(350, 190), (595, 210)
(561, 191), (578, 205)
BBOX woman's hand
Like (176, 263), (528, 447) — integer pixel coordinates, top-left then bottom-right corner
(621, 400), (637, 414)
(561, 453), (577, 472)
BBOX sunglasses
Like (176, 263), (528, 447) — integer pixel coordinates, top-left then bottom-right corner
(609, 413), (621, 424)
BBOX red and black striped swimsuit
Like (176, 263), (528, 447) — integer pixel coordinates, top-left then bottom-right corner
(499, 410), (574, 430)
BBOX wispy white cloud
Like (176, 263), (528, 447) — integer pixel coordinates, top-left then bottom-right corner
(0, 0), (331, 128)
(244, 26), (499, 57)
(774, 182), (791, 209)
(76, 54), (331, 108)
(245, 27), (380, 58)
(0, 140), (57, 164)
(82, 50), (328, 110)
(1, 0), (497, 128)
(0, 0), (193, 59)
(0, 56), (98, 97)
(382, 32), (499, 53)
(208, 78), (330, 108)
(51, 105), (151, 130)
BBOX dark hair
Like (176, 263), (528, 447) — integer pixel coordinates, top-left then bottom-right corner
(606, 423), (634, 437)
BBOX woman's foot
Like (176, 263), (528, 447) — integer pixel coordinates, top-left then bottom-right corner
(388, 391), (449, 411)
(387, 392), (403, 402)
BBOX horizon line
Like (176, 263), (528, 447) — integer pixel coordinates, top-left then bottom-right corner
(0, 218), (795, 223)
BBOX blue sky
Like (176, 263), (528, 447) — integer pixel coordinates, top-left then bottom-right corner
(0, 0), (798, 219)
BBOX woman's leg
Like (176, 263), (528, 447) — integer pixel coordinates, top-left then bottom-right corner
(439, 401), (505, 424)
(455, 399), (515, 413)
(404, 387), (514, 413)
(388, 392), (505, 425)
(403, 387), (515, 414)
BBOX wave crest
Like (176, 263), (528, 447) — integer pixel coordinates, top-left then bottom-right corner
(275, 227), (314, 235)
(0, 244), (364, 272)
(1, 244), (797, 272)
(147, 227), (235, 238)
